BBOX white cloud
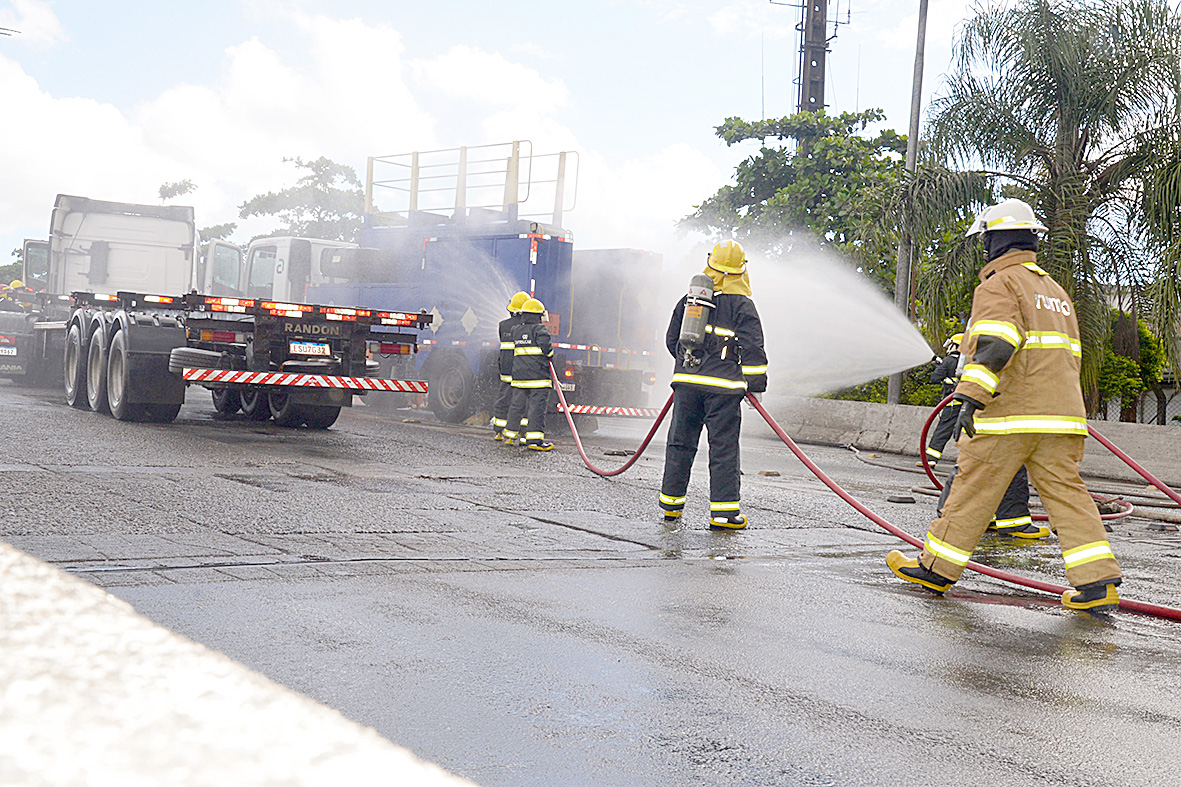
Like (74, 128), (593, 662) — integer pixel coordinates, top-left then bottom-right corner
(0, 6), (712, 261)
(0, 0), (65, 47)
(708, 0), (799, 40)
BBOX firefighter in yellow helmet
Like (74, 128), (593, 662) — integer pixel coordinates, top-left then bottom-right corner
(887, 198), (1121, 611)
(923, 332), (964, 465)
(659, 240), (767, 529)
(491, 291), (530, 440)
(0, 279), (31, 312)
(502, 297), (555, 451)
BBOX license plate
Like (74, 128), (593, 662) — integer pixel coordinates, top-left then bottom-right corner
(289, 341), (330, 357)
(0, 347), (16, 356)
(559, 382), (575, 392)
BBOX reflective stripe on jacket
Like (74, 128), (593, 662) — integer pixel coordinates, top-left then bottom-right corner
(511, 319), (554, 389)
(954, 249), (1087, 434)
(666, 292), (767, 396)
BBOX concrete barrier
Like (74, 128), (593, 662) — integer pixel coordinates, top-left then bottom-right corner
(751, 395), (1181, 488)
(0, 541), (478, 786)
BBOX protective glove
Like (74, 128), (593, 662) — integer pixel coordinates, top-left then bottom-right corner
(952, 394), (984, 441)
(744, 391), (762, 409)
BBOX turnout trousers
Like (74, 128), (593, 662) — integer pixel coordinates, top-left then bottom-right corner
(491, 380), (515, 435)
(504, 387), (549, 445)
(659, 387), (742, 520)
(920, 433), (1121, 587)
(937, 465), (1031, 529)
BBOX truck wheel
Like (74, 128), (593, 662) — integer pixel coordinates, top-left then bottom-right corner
(142, 402), (181, 424)
(64, 323), (89, 409)
(268, 390), (304, 427)
(302, 405), (341, 429)
(86, 326), (110, 414)
(428, 352), (475, 424)
(239, 389), (271, 421)
(106, 329), (144, 422)
(211, 388), (241, 415)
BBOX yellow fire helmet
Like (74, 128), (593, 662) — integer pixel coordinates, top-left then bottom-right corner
(707, 240), (747, 275)
(9, 279), (23, 289)
(520, 297), (545, 314)
(507, 291), (530, 313)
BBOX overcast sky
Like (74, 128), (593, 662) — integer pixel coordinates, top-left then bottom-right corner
(0, 0), (978, 273)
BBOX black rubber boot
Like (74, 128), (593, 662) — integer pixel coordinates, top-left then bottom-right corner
(887, 550), (953, 595)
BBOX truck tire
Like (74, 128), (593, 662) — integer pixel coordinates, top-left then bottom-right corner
(211, 388), (241, 415)
(106, 329), (145, 422)
(302, 405), (341, 429)
(239, 388), (271, 421)
(428, 352), (475, 424)
(64, 322), (89, 409)
(86, 326), (110, 414)
(268, 390), (304, 427)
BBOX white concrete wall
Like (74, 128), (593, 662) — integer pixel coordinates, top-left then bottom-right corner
(752, 395), (1181, 487)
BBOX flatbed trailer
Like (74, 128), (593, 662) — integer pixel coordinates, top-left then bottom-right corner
(64, 290), (431, 428)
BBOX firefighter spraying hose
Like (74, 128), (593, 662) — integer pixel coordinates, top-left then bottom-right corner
(918, 394), (1135, 522)
(552, 376), (1181, 620)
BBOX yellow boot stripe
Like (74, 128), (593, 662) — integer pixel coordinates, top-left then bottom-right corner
(925, 534), (972, 566)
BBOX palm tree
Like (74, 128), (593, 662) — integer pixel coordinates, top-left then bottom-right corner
(921, 0), (1181, 397)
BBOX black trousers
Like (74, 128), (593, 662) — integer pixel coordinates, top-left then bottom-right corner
(927, 401), (960, 458)
(505, 386), (549, 443)
(660, 387), (742, 518)
(491, 380), (514, 434)
(937, 464), (1030, 524)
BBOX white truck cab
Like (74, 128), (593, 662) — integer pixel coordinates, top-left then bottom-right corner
(240, 237), (357, 303)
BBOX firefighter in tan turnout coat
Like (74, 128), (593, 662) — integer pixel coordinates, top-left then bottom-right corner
(887, 199), (1123, 612)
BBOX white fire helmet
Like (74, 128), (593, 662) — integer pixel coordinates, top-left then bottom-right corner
(966, 198), (1048, 237)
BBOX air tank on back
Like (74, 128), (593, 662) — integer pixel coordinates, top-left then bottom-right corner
(678, 273), (714, 368)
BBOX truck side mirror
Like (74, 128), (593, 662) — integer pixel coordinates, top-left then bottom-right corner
(87, 240), (109, 286)
(289, 239), (311, 292)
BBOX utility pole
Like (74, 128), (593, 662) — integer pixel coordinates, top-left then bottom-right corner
(798, 0), (828, 114)
(887, 0), (930, 405)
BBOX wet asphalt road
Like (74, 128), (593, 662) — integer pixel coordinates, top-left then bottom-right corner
(4, 382), (1181, 786)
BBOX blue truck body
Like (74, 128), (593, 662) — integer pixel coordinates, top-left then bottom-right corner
(309, 213), (658, 423)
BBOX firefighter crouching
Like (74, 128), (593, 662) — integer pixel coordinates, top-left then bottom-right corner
(660, 240), (767, 530)
(492, 291), (530, 440)
(887, 198), (1122, 612)
(502, 297), (555, 451)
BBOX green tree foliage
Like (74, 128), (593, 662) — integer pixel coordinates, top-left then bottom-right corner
(199, 223), (237, 242)
(923, 0), (1181, 392)
(3, 247), (22, 283)
(239, 157), (364, 242)
(682, 108), (989, 346)
(1098, 313), (1165, 420)
(825, 365), (943, 407)
(681, 109), (906, 289)
(159, 180), (195, 202)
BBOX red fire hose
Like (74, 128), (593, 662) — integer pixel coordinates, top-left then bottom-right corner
(549, 363), (674, 476)
(919, 394), (1134, 521)
(550, 364), (1181, 620)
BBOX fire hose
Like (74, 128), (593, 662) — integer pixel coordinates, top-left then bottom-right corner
(548, 364), (1181, 620)
(918, 394), (1135, 522)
